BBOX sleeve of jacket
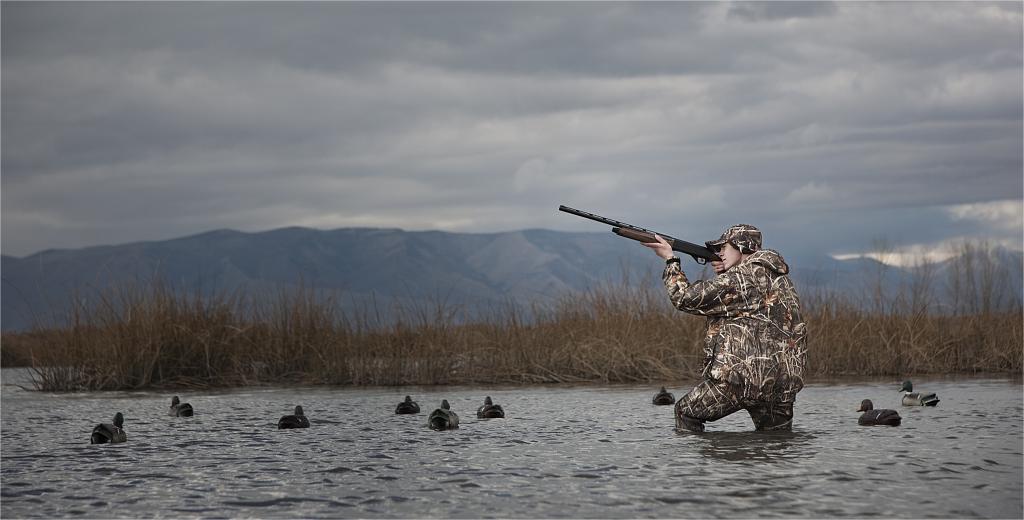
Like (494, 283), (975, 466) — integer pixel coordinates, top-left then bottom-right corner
(662, 261), (764, 317)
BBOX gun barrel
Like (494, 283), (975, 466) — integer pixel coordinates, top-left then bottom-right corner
(558, 205), (670, 239)
(558, 205), (627, 228)
(558, 204), (720, 264)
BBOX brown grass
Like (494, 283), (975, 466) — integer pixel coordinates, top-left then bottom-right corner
(4, 243), (1021, 391)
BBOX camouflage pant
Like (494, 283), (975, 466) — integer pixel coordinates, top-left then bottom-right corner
(674, 380), (794, 433)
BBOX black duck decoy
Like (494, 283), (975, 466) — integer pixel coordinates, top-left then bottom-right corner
(91, 412), (127, 444)
(857, 399), (902, 426)
(169, 396), (194, 417)
(652, 386), (676, 405)
(428, 399), (459, 430)
(278, 405), (310, 429)
(476, 396), (505, 418)
(395, 395), (421, 414)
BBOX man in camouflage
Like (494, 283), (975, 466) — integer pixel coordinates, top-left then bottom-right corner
(643, 224), (807, 432)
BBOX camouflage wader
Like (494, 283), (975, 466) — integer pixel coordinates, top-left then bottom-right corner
(663, 225), (807, 433)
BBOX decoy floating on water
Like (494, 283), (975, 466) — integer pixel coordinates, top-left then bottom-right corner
(652, 386), (676, 405)
(169, 396), (194, 417)
(91, 412), (127, 444)
(278, 406), (310, 429)
(395, 395), (421, 414)
(428, 399), (460, 430)
(476, 396), (505, 418)
(857, 399), (902, 426)
(900, 380), (939, 406)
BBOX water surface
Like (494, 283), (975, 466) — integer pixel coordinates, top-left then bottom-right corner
(2, 371), (1021, 518)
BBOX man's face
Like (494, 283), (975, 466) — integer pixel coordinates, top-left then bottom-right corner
(715, 242), (744, 271)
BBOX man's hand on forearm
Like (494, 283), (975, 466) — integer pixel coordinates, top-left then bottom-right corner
(641, 234), (675, 260)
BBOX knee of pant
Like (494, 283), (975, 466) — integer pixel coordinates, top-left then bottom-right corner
(675, 413), (706, 433)
(674, 396), (692, 416)
(675, 397), (709, 422)
(677, 385), (739, 422)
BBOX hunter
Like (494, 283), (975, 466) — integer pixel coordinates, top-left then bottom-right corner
(643, 224), (807, 432)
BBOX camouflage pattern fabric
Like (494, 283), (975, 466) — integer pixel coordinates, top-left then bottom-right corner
(705, 224), (763, 255)
(663, 247), (807, 430)
(674, 380), (794, 432)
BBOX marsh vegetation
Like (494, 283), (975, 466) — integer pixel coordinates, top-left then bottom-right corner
(4, 241), (1020, 391)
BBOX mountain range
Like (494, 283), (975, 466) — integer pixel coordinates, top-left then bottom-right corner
(3, 227), (1020, 331)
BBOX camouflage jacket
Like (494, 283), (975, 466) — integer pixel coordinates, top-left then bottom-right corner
(663, 249), (807, 402)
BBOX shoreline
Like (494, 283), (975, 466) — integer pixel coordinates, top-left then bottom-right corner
(3, 366), (1021, 393)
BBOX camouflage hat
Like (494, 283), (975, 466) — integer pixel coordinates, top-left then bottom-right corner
(706, 224), (762, 254)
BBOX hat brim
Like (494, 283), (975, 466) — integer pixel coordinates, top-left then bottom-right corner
(706, 239), (727, 248)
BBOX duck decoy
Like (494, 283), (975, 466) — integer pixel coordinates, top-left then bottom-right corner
(91, 412), (127, 444)
(169, 396), (194, 417)
(652, 386), (676, 405)
(395, 395), (421, 414)
(278, 406), (310, 429)
(427, 399), (460, 430)
(476, 396), (505, 418)
(857, 399), (902, 426)
(900, 380), (939, 406)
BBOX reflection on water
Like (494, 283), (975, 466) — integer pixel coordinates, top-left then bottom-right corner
(696, 430), (815, 463)
(1, 371), (1021, 519)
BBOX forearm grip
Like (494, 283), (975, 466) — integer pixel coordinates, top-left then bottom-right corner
(612, 227), (655, 243)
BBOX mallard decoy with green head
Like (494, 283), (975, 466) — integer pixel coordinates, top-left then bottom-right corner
(652, 386), (676, 405)
(91, 412), (127, 444)
(900, 380), (939, 406)
(169, 396), (194, 417)
(857, 399), (901, 426)
(428, 399), (459, 430)
(476, 396), (505, 418)
(278, 406), (310, 429)
(395, 395), (421, 414)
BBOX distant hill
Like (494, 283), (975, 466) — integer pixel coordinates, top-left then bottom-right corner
(2, 228), (659, 331)
(3, 227), (1020, 331)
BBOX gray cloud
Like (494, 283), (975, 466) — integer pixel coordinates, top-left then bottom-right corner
(728, 1), (839, 22)
(2, 1), (1021, 263)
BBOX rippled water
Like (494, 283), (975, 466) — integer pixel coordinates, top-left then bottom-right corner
(2, 370), (1021, 519)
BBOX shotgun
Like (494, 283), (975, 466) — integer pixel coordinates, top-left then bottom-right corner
(558, 205), (720, 264)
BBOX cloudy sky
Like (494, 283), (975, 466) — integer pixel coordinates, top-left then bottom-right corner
(3, 1), (1022, 265)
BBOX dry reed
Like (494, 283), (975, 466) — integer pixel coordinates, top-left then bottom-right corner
(4, 242), (1021, 391)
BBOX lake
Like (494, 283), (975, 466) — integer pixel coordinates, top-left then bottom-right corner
(2, 370), (1021, 518)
